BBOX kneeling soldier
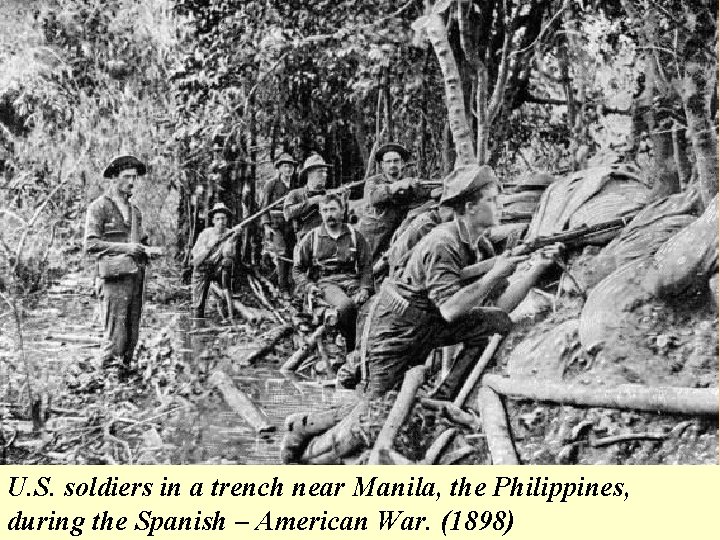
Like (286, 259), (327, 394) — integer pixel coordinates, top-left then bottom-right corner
(292, 193), (372, 351)
(282, 165), (558, 463)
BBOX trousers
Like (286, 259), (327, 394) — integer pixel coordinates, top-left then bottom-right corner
(317, 281), (360, 350)
(192, 260), (233, 318)
(293, 286), (512, 463)
(100, 272), (144, 367)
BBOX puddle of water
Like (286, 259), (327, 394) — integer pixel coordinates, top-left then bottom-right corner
(169, 324), (355, 464)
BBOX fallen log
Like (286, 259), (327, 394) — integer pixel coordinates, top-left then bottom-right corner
(247, 275), (285, 323)
(43, 334), (104, 345)
(477, 387), (519, 465)
(482, 374), (719, 416)
(209, 370), (274, 433)
(454, 333), (503, 408)
(423, 427), (458, 465)
(280, 325), (325, 372)
(234, 324), (293, 366)
(368, 365), (427, 464)
(421, 398), (481, 430)
(209, 283), (269, 323)
(440, 435), (476, 464)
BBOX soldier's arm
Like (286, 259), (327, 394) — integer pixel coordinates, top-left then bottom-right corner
(191, 229), (213, 265)
(260, 181), (274, 225)
(424, 241), (506, 323)
(494, 250), (556, 312)
(84, 201), (138, 256)
(283, 191), (310, 221)
(438, 252), (526, 322)
(291, 234), (313, 294)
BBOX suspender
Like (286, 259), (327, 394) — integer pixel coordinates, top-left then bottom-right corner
(311, 225), (359, 273)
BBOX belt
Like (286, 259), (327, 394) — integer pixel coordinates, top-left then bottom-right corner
(379, 282), (438, 324)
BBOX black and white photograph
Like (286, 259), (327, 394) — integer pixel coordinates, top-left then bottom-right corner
(1, 0), (717, 465)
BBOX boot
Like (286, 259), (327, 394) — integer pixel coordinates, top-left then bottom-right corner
(280, 406), (351, 463)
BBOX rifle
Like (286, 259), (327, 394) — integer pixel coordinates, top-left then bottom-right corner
(195, 177), (370, 266)
(459, 215), (635, 280)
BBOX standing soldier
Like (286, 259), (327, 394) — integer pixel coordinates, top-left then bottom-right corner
(84, 155), (150, 380)
(190, 202), (236, 319)
(357, 142), (428, 262)
(292, 193), (372, 351)
(261, 152), (296, 297)
(283, 154), (331, 242)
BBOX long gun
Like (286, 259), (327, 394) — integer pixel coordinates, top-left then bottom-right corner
(459, 215), (636, 280)
(195, 177), (370, 266)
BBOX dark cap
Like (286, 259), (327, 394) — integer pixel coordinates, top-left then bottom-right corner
(103, 155), (147, 178)
(375, 142), (410, 163)
(439, 165), (499, 206)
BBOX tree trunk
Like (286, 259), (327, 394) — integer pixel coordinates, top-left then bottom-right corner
(383, 66), (394, 142)
(477, 387), (519, 465)
(353, 95), (369, 171)
(680, 74), (718, 207)
(483, 374), (719, 416)
(476, 63), (489, 164)
(426, 13), (476, 166)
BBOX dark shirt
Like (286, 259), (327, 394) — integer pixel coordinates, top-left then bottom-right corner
(84, 195), (145, 256)
(393, 219), (489, 313)
(357, 173), (428, 260)
(283, 187), (323, 240)
(293, 224), (373, 294)
(261, 176), (291, 227)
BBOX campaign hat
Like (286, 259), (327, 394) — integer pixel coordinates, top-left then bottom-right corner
(208, 202), (233, 220)
(103, 155), (147, 178)
(375, 142), (410, 163)
(299, 154), (332, 176)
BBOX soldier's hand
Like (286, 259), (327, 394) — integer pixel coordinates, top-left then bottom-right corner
(530, 242), (563, 270)
(221, 240), (235, 258)
(405, 177), (420, 191)
(306, 284), (320, 299)
(123, 242), (147, 259)
(308, 194), (324, 206)
(352, 289), (370, 306)
(490, 253), (528, 279)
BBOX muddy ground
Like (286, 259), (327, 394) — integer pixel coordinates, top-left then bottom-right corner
(1, 262), (717, 465)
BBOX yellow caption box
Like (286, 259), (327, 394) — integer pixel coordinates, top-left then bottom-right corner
(1, 465), (718, 539)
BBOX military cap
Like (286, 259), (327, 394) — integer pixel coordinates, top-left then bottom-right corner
(375, 142), (410, 163)
(439, 165), (499, 206)
(274, 153), (297, 169)
(103, 155), (147, 178)
(208, 202), (233, 220)
(299, 154), (332, 175)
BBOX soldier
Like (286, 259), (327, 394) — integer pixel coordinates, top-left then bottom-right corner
(261, 153), (296, 296)
(292, 193), (372, 351)
(84, 155), (150, 379)
(190, 202), (236, 319)
(282, 164), (559, 463)
(283, 154), (331, 242)
(357, 142), (428, 262)
(384, 187), (454, 278)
